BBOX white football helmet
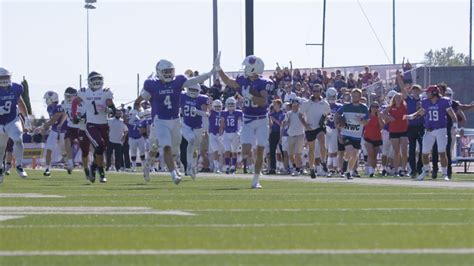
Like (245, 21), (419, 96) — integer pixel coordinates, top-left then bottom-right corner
(43, 91), (59, 106)
(139, 109), (151, 121)
(242, 55), (264, 78)
(0, 67), (12, 88)
(212, 99), (223, 112)
(186, 84), (201, 98)
(156, 59), (175, 82)
(445, 87), (453, 99)
(225, 97), (237, 111)
(88, 71), (104, 91)
(326, 87), (337, 104)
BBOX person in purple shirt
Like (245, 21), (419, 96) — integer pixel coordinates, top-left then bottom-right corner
(127, 114), (146, 172)
(208, 100), (224, 173)
(40, 91), (66, 177)
(134, 57), (218, 184)
(325, 88), (343, 175)
(404, 85), (458, 181)
(0, 67), (29, 182)
(220, 97), (242, 174)
(180, 84), (209, 179)
(216, 54), (273, 189)
(402, 85), (424, 177)
(267, 99), (285, 175)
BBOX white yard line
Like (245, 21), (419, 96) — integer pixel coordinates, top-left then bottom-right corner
(0, 222), (471, 229)
(0, 193), (65, 198)
(0, 207), (194, 216)
(0, 215), (24, 222)
(0, 248), (473, 256)
(186, 208), (472, 212)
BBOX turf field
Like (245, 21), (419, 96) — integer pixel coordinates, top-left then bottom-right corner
(0, 170), (473, 266)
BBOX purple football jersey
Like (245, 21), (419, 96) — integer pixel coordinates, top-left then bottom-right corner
(180, 93), (209, 129)
(127, 120), (143, 139)
(208, 110), (221, 135)
(221, 110), (243, 133)
(47, 103), (64, 132)
(327, 102), (343, 129)
(0, 83), (23, 125)
(235, 76), (273, 117)
(421, 97), (451, 130)
(143, 75), (187, 120)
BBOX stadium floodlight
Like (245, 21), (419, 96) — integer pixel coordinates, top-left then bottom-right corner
(84, 4), (96, 9)
(85, 0), (97, 4)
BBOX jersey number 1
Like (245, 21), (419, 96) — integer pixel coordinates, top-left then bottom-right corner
(91, 101), (99, 115)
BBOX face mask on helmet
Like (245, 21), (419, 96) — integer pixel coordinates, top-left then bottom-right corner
(186, 86), (200, 98)
(212, 100), (223, 112)
(156, 60), (175, 82)
(43, 91), (59, 106)
(242, 56), (264, 78)
(0, 68), (12, 88)
(64, 87), (77, 103)
(88, 72), (104, 91)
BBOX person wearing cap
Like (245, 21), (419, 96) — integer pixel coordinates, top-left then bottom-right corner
(404, 85), (458, 181)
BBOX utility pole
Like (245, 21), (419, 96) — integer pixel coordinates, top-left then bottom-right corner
(213, 0), (219, 78)
(306, 0), (327, 68)
(393, 0), (396, 65)
(245, 0), (254, 56)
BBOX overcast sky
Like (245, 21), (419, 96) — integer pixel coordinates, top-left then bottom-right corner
(1, 0), (471, 117)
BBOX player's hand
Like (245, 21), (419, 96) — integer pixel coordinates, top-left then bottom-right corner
(402, 115), (409, 120)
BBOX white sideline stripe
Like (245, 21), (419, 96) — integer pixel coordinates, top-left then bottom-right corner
(0, 249), (473, 256)
(0, 222), (471, 229)
(0, 193), (65, 198)
(187, 208), (472, 212)
(0, 207), (194, 216)
(0, 215), (24, 222)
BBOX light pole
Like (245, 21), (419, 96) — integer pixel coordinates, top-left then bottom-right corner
(84, 0), (97, 76)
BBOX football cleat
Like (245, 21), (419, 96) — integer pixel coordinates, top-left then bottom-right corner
(5, 163), (11, 175)
(171, 170), (181, 185)
(43, 168), (51, 177)
(100, 176), (107, 183)
(89, 164), (97, 183)
(444, 176), (451, 181)
(84, 168), (91, 180)
(16, 166), (27, 178)
(251, 182), (263, 189)
(310, 169), (316, 179)
(345, 172), (353, 180)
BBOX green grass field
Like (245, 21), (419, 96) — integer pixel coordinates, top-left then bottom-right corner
(0, 170), (473, 266)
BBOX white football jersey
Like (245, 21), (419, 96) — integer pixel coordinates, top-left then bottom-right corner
(78, 87), (113, 125)
(62, 100), (80, 129)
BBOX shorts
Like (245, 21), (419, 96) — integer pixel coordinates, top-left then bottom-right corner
(281, 136), (289, 152)
(153, 117), (181, 154)
(422, 128), (447, 154)
(209, 133), (224, 154)
(77, 130), (91, 155)
(65, 126), (80, 140)
(338, 137), (346, 152)
(364, 138), (383, 147)
(223, 132), (240, 153)
(85, 123), (109, 152)
(241, 117), (269, 147)
(342, 136), (361, 150)
(305, 127), (326, 142)
(389, 131), (408, 138)
(181, 125), (203, 151)
(288, 134), (304, 156)
(45, 130), (61, 151)
(0, 116), (23, 143)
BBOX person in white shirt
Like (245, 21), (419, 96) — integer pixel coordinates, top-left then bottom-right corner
(106, 110), (128, 172)
(298, 84), (331, 178)
(282, 83), (297, 103)
(281, 98), (305, 176)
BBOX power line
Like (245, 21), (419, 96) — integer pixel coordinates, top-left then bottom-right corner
(356, 0), (392, 64)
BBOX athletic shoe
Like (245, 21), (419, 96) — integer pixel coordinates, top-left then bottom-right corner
(230, 167), (236, 174)
(214, 169), (222, 174)
(417, 171), (427, 181)
(369, 173), (375, 177)
(175, 169), (182, 177)
(327, 172), (333, 178)
(291, 170), (299, 176)
(351, 172), (361, 178)
(5, 163), (11, 175)
(100, 176), (107, 183)
(43, 168), (51, 177)
(310, 169), (316, 179)
(84, 168), (91, 180)
(98, 168), (106, 183)
(381, 169), (388, 177)
(431, 170), (438, 179)
(444, 176), (451, 181)
(16, 166), (27, 178)
(225, 168), (230, 175)
(251, 182), (262, 189)
(345, 172), (353, 180)
(89, 165), (96, 183)
(172, 171), (181, 185)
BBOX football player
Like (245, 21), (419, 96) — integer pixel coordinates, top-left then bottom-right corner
(180, 84), (209, 179)
(0, 67), (28, 183)
(72, 71), (116, 183)
(62, 87), (92, 178)
(404, 85), (458, 181)
(216, 55), (274, 189)
(134, 58), (218, 184)
(208, 99), (224, 173)
(325, 87), (343, 176)
(220, 97), (242, 174)
(41, 91), (66, 177)
(126, 109), (146, 173)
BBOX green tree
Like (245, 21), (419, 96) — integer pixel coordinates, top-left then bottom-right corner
(21, 77), (32, 115)
(423, 46), (470, 66)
